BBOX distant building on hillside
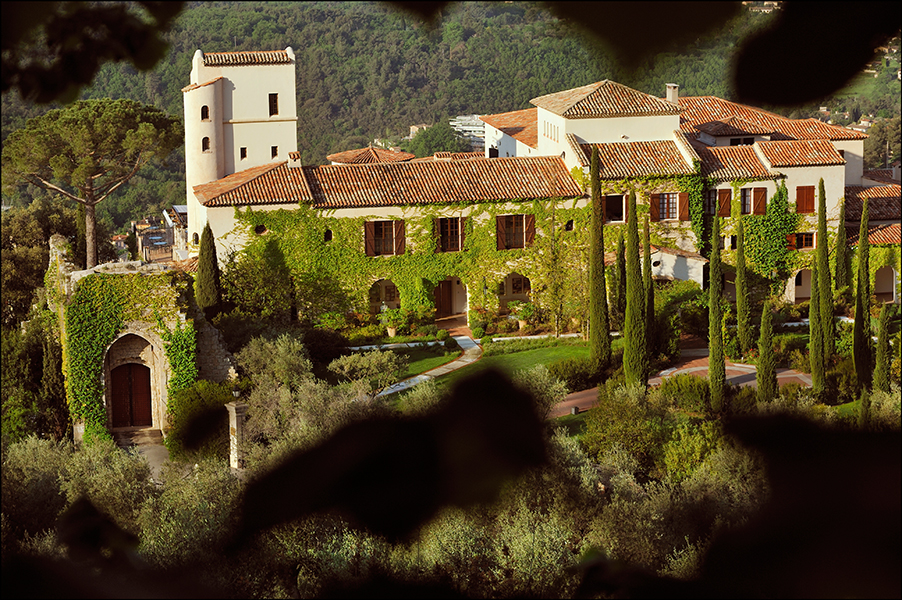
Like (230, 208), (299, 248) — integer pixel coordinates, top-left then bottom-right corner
(449, 114), (486, 151)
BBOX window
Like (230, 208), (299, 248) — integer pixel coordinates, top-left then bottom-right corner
(192, 233), (199, 244)
(268, 93), (279, 116)
(489, 147), (499, 158)
(271, 146), (278, 159)
(240, 147), (247, 160)
(796, 185), (815, 214)
(511, 276), (530, 294)
(795, 232), (815, 249)
(365, 220), (405, 256)
(743, 137), (754, 145)
(704, 190), (717, 215)
(740, 188), (752, 214)
(200, 105), (209, 121)
(324, 229), (332, 242)
(564, 219), (574, 231)
(383, 282), (397, 302)
(731, 235), (738, 250)
(436, 217), (465, 252)
(659, 193), (678, 220)
(730, 138), (741, 146)
(496, 214), (535, 250)
(254, 225), (267, 235)
(605, 195), (624, 222)
(202, 137), (210, 152)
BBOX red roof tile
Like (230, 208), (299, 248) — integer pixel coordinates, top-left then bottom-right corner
(695, 115), (774, 137)
(578, 140), (695, 179)
(531, 80), (681, 119)
(846, 222), (901, 246)
(326, 147), (415, 164)
(432, 151), (484, 160)
(480, 108), (538, 148)
(756, 139), (845, 168)
(197, 156), (583, 209)
(844, 185), (902, 220)
(181, 76), (223, 93)
(692, 142), (775, 181)
(202, 50), (292, 66)
(863, 168), (901, 184)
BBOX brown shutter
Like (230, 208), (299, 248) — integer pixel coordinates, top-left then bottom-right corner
(496, 216), (507, 250)
(364, 221), (375, 256)
(678, 192), (690, 221)
(601, 195), (608, 222)
(786, 233), (796, 251)
(718, 189), (731, 217)
(459, 216), (466, 250)
(394, 220), (405, 255)
(753, 187), (766, 215)
(649, 194), (660, 222)
(524, 214), (536, 247)
(796, 186), (814, 213)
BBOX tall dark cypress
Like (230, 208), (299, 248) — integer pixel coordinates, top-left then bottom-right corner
(816, 178), (834, 358)
(756, 299), (777, 403)
(623, 190), (647, 387)
(853, 197), (871, 390)
(195, 222), (222, 317)
(873, 303), (891, 394)
(735, 217), (752, 356)
(708, 216), (725, 412)
(589, 147), (611, 368)
(809, 265), (825, 397)
(834, 199), (851, 292)
(643, 215), (655, 364)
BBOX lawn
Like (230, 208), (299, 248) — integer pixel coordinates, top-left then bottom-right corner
(398, 346), (460, 378)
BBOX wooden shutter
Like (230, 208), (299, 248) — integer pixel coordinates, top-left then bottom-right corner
(525, 214), (536, 247)
(753, 187), (766, 215)
(394, 220), (405, 255)
(364, 221), (375, 256)
(678, 192), (690, 221)
(459, 216), (467, 250)
(649, 194), (660, 222)
(786, 233), (796, 251)
(796, 186), (814, 213)
(496, 216), (507, 250)
(718, 189), (731, 217)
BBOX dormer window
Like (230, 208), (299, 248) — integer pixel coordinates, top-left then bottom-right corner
(201, 105), (209, 121)
(269, 93), (279, 116)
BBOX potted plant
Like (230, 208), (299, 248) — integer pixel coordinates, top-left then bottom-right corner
(378, 308), (406, 337)
(508, 301), (537, 330)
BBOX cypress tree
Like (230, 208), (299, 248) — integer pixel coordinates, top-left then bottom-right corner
(589, 147), (611, 368)
(756, 299), (777, 403)
(809, 265), (825, 397)
(708, 216), (725, 412)
(853, 197), (871, 390)
(623, 190), (647, 387)
(610, 231), (627, 331)
(735, 216), (753, 356)
(858, 389), (871, 430)
(834, 199), (851, 292)
(873, 303), (891, 394)
(643, 215), (655, 363)
(816, 178), (834, 359)
(195, 222), (222, 317)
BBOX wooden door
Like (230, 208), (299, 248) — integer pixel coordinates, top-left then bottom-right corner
(110, 364), (152, 427)
(433, 280), (453, 318)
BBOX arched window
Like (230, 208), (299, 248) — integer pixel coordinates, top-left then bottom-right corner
(202, 137), (210, 152)
(200, 105), (209, 120)
(324, 229), (333, 242)
(192, 232), (199, 244)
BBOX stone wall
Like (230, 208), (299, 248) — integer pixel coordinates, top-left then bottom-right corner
(194, 309), (239, 383)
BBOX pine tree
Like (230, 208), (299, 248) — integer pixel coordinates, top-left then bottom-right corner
(589, 147), (611, 368)
(643, 215), (655, 364)
(610, 231), (627, 331)
(873, 303), (891, 393)
(708, 216), (725, 412)
(756, 299), (778, 403)
(195, 222), (222, 317)
(809, 265), (825, 397)
(853, 197), (871, 390)
(816, 178), (834, 359)
(834, 199), (851, 292)
(735, 216), (753, 356)
(623, 190), (647, 387)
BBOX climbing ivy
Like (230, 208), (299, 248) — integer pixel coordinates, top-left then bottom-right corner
(743, 181), (802, 292)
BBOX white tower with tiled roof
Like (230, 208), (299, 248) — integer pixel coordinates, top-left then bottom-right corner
(182, 48), (298, 249)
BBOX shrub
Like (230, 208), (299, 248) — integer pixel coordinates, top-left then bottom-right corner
(657, 374), (710, 413)
(414, 324), (439, 337)
(1, 437), (72, 541)
(678, 293), (709, 338)
(663, 420), (720, 483)
(835, 321), (855, 358)
(165, 379), (235, 461)
(789, 349), (810, 374)
(236, 334), (313, 387)
(436, 329), (450, 341)
(444, 337), (460, 351)
(723, 327), (741, 361)
(328, 349), (408, 398)
(471, 326), (485, 339)
(548, 356), (599, 392)
(774, 333), (808, 365)
(825, 357), (859, 406)
(316, 311), (348, 331)
(345, 324), (385, 346)
(727, 384), (758, 415)
(302, 327), (347, 364)
(480, 335), (494, 346)
(513, 365), (570, 419)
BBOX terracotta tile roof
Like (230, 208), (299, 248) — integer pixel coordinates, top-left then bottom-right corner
(756, 139), (845, 168)
(695, 116), (774, 137)
(170, 256), (199, 273)
(202, 50), (292, 67)
(678, 96), (867, 141)
(432, 151), (484, 160)
(531, 80), (681, 119)
(197, 156), (582, 209)
(863, 168), (901, 184)
(844, 185), (902, 220)
(692, 141), (776, 181)
(846, 222), (901, 246)
(181, 76), (223, 93)
(326, 147), (415, 164)
(480, 108), (538, 148)
(578, 140), (695, 179)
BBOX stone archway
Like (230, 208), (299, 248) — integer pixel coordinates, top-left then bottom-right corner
(874, 265), (898, 303)
(368, 278), (400, 314)
(104, 331), (169, 431)
(498, 272), (531, 312)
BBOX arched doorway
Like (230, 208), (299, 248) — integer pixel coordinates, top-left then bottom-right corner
(368, 278), (400, 314)
(793, 269), (812, 303)
(110, 363), (152, 427)
(433, 276), (467, 318)
(499, 272), (531, 312)
(874, 266), (897, 303)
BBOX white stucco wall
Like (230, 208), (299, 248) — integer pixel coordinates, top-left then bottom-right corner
(834, 139), (865, 186)
(650, 251), (706, 287)
(780, 164), (846, 219)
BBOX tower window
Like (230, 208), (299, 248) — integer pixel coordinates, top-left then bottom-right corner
(269, 93), (279, 116)
(202, 137), (211, 152)
(192, 233), (199, 244)
(271, 146), (278, 159)
(200, 105), (209, 121)
(240, 147), (247, 160)
(324, 229), (333, 242)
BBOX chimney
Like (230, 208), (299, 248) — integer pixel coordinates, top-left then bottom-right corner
(288, 151), (302, 168)
(666, 83), (679, 104)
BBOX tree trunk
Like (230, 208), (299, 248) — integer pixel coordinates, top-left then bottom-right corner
(85, 201), (97, 268)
